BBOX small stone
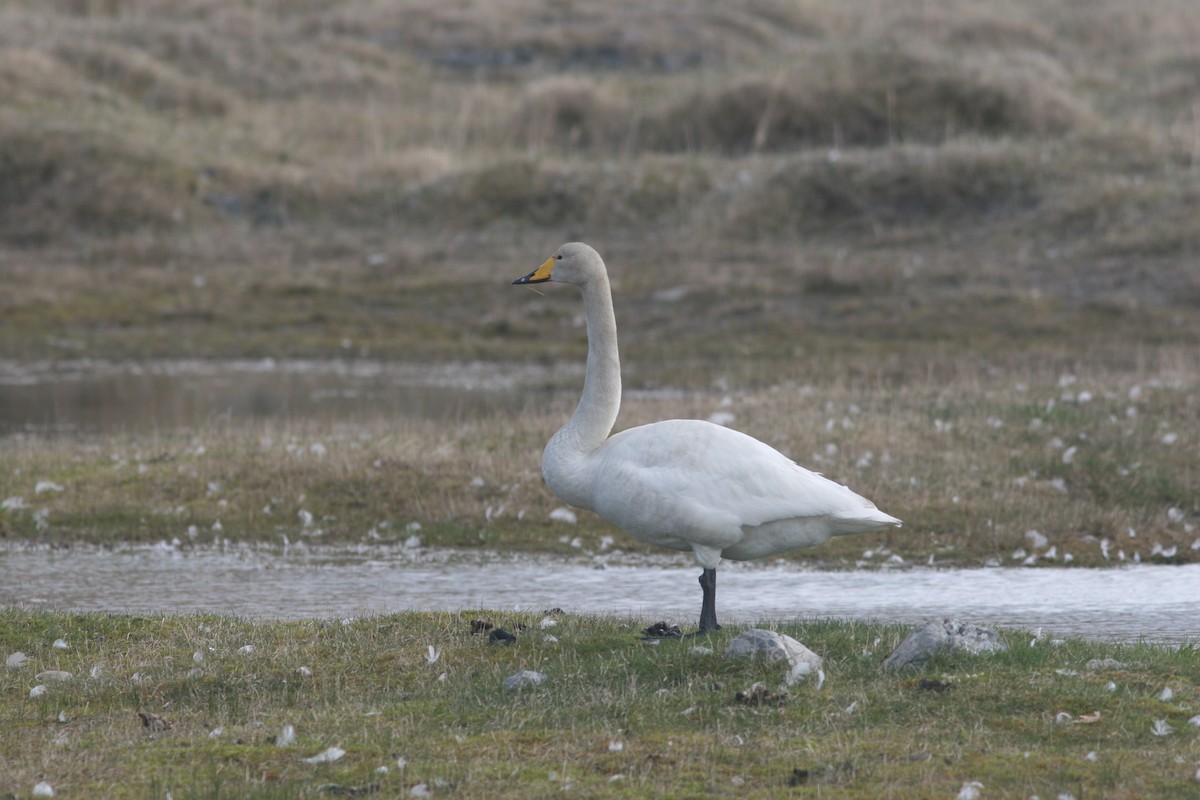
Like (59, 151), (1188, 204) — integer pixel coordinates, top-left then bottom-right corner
(303, 746), (346, 764)
(503, 670), (545, 691)
(956, 781), (984, 800)
(884, 619), (1007, 670)
(1022, 532), (1051, 551)
(725, 629), (823, 681)
(548, 507), (577, 524)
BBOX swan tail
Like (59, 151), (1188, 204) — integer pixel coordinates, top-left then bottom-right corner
(830, 508), (903, 535)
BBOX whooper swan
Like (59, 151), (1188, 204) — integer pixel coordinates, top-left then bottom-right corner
(513, 242), (902, 633)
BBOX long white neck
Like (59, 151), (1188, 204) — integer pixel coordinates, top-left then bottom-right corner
(563, 270), (622, 451)
(542, 271), (621, 502)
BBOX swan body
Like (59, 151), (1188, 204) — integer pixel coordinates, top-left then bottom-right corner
(514, 242), (901, 632)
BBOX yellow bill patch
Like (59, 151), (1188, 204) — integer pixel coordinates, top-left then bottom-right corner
(513, 256), (556, 285)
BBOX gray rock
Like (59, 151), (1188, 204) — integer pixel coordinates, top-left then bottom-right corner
(502, 670), (545, 691)
(724, 629), (823, 679)
(884, 618), (1008, 670)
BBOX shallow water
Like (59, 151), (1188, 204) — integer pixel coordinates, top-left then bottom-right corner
(0, 359), (561, 434)
(2, 547), (1196, 643)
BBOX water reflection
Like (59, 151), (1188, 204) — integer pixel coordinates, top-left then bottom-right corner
(2, 547), (1196, 643)
(0, 360), (563, 434)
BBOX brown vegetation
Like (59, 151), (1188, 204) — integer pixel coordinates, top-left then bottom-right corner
(0, 0), (1195, 260)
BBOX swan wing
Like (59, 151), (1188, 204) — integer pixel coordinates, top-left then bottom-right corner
(584, 419), (897, 555)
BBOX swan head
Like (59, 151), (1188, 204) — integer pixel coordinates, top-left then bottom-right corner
(513, 242), (606, 288)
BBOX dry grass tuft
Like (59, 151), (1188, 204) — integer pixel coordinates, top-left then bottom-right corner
(54, 40), (230, 116)
(727, 142), (1040, 236)
(643, 46), (1093, 154)
(0, 123), (199, 244)
(511, 77), (631, 154)
(406, 157), (713, 232)
(326, 0), (822, 74)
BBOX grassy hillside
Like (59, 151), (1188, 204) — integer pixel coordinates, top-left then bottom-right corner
(0, 0), (1197, 368)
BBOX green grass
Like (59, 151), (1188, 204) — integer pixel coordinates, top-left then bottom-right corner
(2, 609), (1197, 798)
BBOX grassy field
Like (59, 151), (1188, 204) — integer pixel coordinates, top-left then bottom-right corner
(2, 609), (1198, 799)
(1, 4), (1199, 793)
(1, 362), (1197, 567)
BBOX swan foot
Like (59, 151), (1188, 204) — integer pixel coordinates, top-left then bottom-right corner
(697, 568), (722, 634)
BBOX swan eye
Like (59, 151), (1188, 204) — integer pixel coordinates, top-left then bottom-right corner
(556, 254), (563, 260)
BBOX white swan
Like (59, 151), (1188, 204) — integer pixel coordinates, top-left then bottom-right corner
(514, 242), (902, 633)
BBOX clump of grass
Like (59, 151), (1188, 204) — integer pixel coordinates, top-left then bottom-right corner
(510, 76), (631, 154)
(0, 124), (199, 244)
(359, 0), (819, 74)
(727, 141), (1041, 236)
(880, 3), (1061, 54)
(54, 41), (231, 116)
(1, 609), (1196, 798)
(406, 156), (714, 232)
(642, 45), (1092, 154)
(500, 42), (1092, 157)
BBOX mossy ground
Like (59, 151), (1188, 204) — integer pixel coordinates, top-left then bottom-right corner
(2, 610), (1198, 799)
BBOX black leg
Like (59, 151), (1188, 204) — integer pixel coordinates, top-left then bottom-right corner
(697, 568), (721, 633)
